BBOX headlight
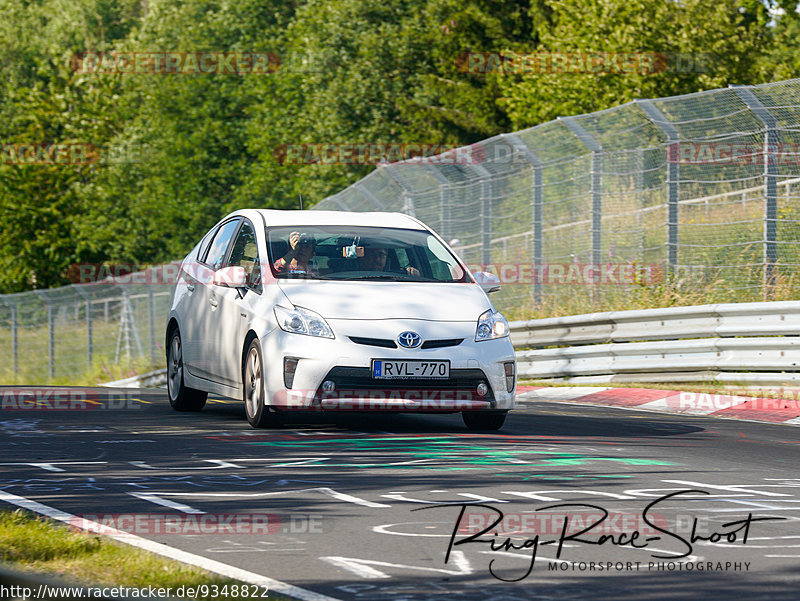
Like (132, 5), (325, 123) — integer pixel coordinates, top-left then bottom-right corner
(274, 305), (334, 338)
(475, 309), (509, 341)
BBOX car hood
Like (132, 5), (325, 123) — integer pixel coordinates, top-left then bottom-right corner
(276, 280), (491, 321)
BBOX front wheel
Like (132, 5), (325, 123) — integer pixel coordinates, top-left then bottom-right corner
(167, 330), (207, 411)
(462, 410), (507, 431)
(243, 338), (284, 429)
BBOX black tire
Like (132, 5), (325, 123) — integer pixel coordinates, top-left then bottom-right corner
(167, 329), (207, 411)
(462, 410), (507, 431)
(243, 338), (284, 429)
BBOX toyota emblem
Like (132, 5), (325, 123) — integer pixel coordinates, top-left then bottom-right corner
(397, 331), (422, 348)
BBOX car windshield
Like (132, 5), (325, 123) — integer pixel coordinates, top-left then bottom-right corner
(266, 225), (468, 282)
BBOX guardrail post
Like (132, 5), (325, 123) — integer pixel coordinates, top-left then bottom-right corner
(636, 99), (681, 274)
(502, 133), (544, 303)
(731, 85), (779, 297)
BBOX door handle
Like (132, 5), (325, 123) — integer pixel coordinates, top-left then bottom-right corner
(187, 283), (195, 292)
(209, 298), (218, 308)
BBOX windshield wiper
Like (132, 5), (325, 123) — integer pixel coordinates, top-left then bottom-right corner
(351, 274), (408, 280)
(275, 272), (332, 280)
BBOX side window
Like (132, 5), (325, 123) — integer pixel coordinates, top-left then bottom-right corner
(228, 220), (261, 292)
(197, 228), (216, 261)
(204, 219), (240, 271)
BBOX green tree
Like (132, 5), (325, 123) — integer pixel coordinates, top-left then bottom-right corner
(73, 0), (302, 264)
(497, 0), (772, 129)
(241, 0), (538, 206)
(0, 0), (143, 292)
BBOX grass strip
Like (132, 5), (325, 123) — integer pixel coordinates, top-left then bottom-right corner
(0, 509), (294, 600)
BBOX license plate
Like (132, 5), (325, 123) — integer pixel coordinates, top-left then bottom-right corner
(372, 359), (450, 379)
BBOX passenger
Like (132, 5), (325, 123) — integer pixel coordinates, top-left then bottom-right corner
(274, 231), (317, 274)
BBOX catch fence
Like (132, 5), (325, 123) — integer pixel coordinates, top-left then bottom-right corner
(314, 79), (800, 318)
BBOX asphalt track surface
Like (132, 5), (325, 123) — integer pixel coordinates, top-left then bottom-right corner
(1, 387), (800, 601)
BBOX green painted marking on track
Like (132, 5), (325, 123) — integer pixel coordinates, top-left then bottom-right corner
(247, 436), (674, 470)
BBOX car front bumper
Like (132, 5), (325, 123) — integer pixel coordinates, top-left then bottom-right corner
(262, 318), (515, 412)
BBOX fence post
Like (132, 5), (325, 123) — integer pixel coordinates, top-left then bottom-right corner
(470, 163), (494, 266)
(1, 298), (18, 383)
(637, 99), (681, 275)
(501, 133), (544, 303)
(731, 85), (779, 297)
(381, 165), (418, 218)
(148, 287), (156, 363)
(559, 116), (603, 298)
(34, 292), (55, 380)
(423, 165), (452, 242)
(74, 286), (92, 370)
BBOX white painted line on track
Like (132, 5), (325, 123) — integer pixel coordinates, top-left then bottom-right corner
(128, 492), (206, 514)
(148, 487), (392, 508)
(0, 461), (108, 472)
(0, 490), (342, 601)
(321, 550), (471, 579)
(129, 459), (245, 470)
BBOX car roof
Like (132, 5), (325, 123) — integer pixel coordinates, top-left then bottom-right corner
(229, 209), (426, 230)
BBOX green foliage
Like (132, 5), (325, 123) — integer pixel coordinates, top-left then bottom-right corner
(497, 0), (772, 128)
(0, 0), (790, 293)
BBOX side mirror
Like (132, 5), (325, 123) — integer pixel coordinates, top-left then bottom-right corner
(472, 271), (501, 294)
(213, 266), (247, 288)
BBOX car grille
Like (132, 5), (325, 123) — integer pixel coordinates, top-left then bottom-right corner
(349, 336), (396, 348)
(348, 337), (465, 350)
(421, 338), (463, 349)
(315, 366), (495, 401)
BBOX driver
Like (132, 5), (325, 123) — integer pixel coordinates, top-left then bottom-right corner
(359, 245), (420, 276)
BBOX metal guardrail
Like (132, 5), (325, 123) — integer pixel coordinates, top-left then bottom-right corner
(511, 301), (800, 384)
(104, 302), (800, 388)
(101, 368), (167, 388)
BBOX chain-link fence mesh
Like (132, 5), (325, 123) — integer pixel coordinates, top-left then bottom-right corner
(2, 80), (800, 384)
(0, 275), (173, 385)
(316, 79), (800, 319)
